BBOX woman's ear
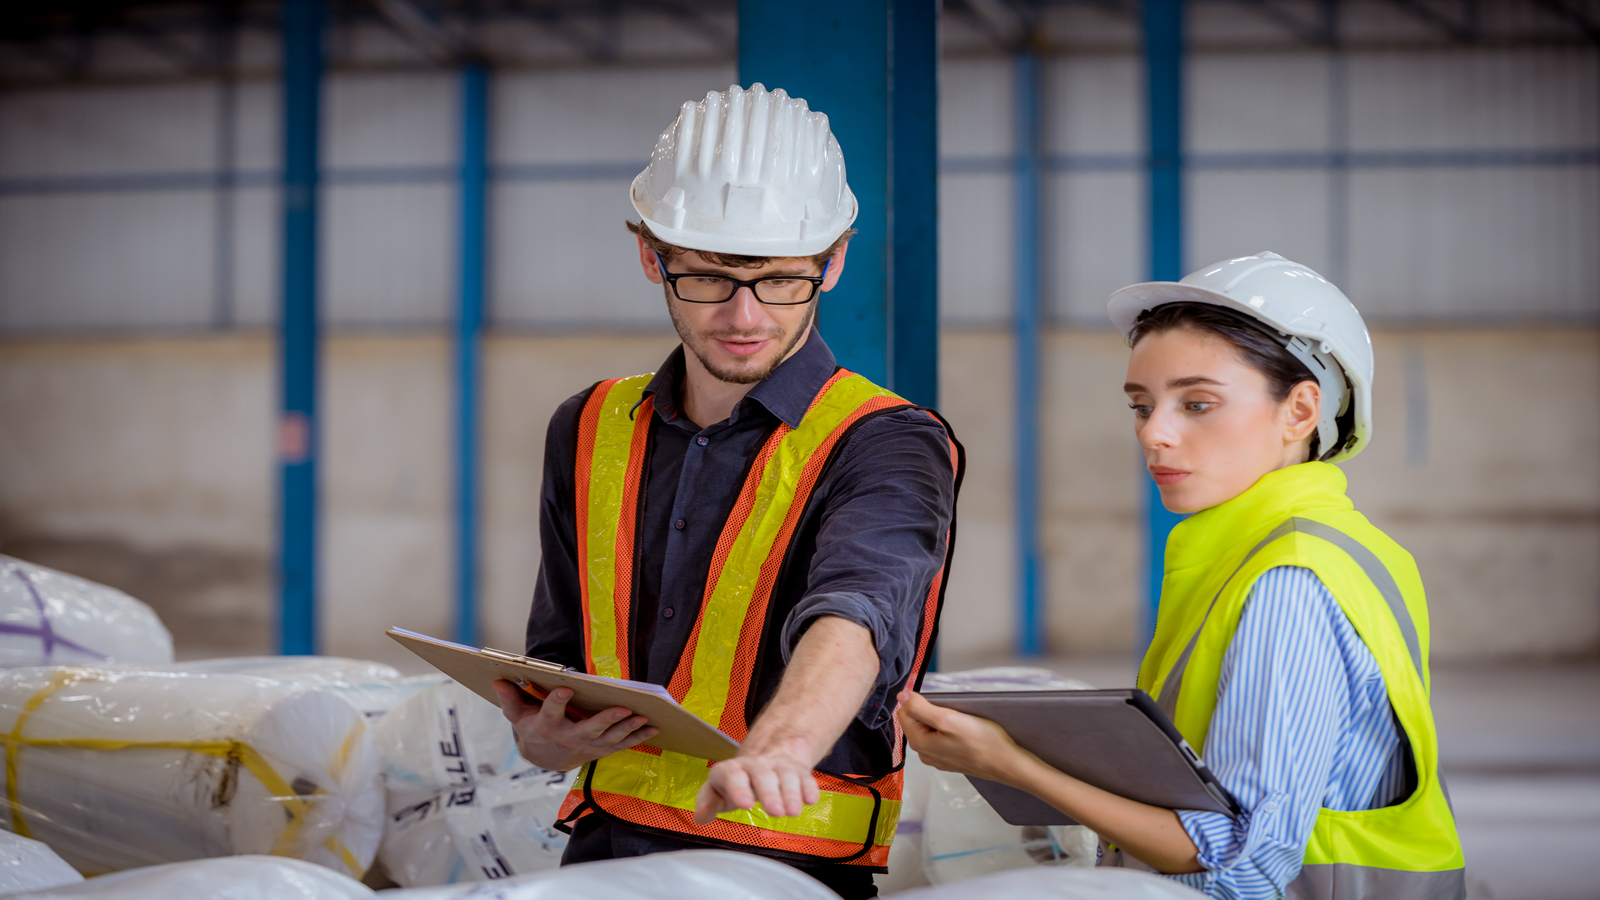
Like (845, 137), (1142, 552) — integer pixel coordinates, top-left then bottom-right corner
(1283, 380), (1321, 446)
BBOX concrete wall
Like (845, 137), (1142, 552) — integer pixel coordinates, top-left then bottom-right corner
(3, 328), (1594, 666)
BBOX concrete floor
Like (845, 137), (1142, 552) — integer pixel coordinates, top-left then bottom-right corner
(944, 652), (1600, 900)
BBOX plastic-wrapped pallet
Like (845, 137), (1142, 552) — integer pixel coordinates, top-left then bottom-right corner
(922, 766), (1096, 883)
(903, 667), (1099, 885)
(165, 657), (441, 720)
(373, 680), (528, 797)
(374, 680), (573, 886)
(0, 856), (376, 900)
(378, 767), (575, 886)
(0, 830), (84, 894)
(379, 848), (839, 900)
(0, 665), (385, 879)
(887, 866), (1205, 899)
(0, 557), (172, 668)
(920, 666), (1093, 694)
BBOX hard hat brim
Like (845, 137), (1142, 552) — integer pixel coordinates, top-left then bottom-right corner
(1106, 281), (1242, 338)
(630, 174), (858, 259)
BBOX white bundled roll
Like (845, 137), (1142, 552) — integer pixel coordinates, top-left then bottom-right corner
(380, 848), (839, 900)
(1, 856), (376, 900)
(888, 866), (1206, 900)
(920, 666), (1092, 693)
(378, 767), (575, 886)
(166, 657), (440, 720)
(0, 829), (84, 893)
(922, 767), (1096, 883)
(373, 680), (528, 798)
(374, 680), (568, 886)
(0, 557), (172, 668)
(910, 668), (1098, 885)
(0, 666), (385, 878)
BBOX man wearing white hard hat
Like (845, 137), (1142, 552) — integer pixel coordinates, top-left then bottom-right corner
(493, 84), (961, 898)
(898, 253), (1465, 899)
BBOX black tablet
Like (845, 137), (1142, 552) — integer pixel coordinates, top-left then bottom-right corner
(924, 688), (1239, 826)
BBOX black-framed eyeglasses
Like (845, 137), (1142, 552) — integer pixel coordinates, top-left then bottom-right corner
(655, 252), (828, 306)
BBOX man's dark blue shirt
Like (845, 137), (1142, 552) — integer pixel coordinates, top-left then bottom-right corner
(525, 330), (959, 776)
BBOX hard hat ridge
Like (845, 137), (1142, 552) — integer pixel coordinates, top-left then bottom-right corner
(632, 83), (858, 258)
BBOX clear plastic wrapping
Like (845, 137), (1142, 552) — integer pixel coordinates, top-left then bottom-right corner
(0, 665), (384, 879)
(0, 557), (172, 668)
(887, 866), (1207, 899)
(163, 657), (440, 719)
(0, 829), (84, 894)
(378, 848), (841, 900)
(373, 680), (572, 886)
(876, 668), (1099, 890)
(920, 666), (1093, 694)
(0, 855), (376, 900)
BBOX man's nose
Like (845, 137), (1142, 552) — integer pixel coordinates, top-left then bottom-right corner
(725, 286), (764, 330)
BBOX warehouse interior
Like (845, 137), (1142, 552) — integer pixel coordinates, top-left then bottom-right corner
(0, 0), (1597, 898)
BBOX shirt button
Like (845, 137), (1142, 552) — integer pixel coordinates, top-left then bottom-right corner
(663, 608), (674, 619)
(696, 437), (708, 446)
(674, 518), (686, 530)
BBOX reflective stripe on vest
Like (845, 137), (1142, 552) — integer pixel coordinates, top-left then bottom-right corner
(557, 369), (958, 868)
(1139, 465), (1464, 900)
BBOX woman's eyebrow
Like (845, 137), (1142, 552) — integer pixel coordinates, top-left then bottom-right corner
(1124, 375), (1224, 393)
(1168, 376), (1224, 388)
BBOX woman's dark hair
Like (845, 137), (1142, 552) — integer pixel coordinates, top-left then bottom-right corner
(1128, 301), (1348, 459)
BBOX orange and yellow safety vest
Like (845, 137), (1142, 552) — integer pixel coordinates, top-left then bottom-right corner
(555, 369), (960, 869)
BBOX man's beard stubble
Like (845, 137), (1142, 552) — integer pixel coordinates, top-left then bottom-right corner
(666, 293), (817, 386)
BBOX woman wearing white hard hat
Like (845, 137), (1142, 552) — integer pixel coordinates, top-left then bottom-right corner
(899, 253), (1465, 899)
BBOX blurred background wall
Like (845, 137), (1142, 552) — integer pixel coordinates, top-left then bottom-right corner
(0, 0), (1596, 669)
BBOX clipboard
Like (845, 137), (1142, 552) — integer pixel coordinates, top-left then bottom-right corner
(387, 627), (741, 761)
(925, 688), (1238, 826)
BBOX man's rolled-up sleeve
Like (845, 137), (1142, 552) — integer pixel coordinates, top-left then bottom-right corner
(778, 409), (957, 729)
(524, 389), (593, 670)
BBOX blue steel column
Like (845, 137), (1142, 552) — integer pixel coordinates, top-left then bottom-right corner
(1013, 49), (1044, 657)
(738, 0), (891, 385)
(1141, 0), (1187, 649)
(279, 0), (324, 655)
(890, 0), (939, 409)
(455, 62), (488, 646)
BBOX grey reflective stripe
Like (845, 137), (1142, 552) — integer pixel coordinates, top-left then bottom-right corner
(1287, 518), (1425, 680)
(1155, 516), (1425, 721)
(1155, 520), (1297, 721)
(1288, 863), (1466, 900)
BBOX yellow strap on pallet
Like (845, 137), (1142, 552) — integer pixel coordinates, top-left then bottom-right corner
(2, 669), (366, 879)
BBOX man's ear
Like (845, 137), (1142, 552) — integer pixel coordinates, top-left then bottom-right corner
(638, 233), (664, 285)
(820, 242), (849, 291)
(1283, 380), (1321, 444)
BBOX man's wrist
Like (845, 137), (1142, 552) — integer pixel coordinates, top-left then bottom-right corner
(738, 732), (818, 767)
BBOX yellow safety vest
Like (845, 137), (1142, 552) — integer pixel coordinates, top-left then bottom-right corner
(1139, 462), (1465, 900)
(554, 369), (960, 869)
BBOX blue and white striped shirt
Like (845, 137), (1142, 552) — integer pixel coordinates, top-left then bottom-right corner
(1168, 566), (1408, 900)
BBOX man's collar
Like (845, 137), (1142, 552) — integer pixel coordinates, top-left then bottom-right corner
(641, 329), (837, 430)
(744, 329), (836, 428)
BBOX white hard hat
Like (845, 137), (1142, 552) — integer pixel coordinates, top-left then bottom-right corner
(630, 83), (857, 258)
(1106, 252), (1374, 463)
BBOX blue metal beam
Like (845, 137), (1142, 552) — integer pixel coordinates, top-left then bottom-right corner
(737, 0), (890, 386)
(1013, 48), (1045, 657)
(1142, 0), (1188, 650)
(278, 0), (323, 656)
(890, 0), (940, 410)
(455, 62), (489, 647)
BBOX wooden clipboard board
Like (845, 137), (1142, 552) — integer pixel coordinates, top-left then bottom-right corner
(387, 627), (741, 761)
